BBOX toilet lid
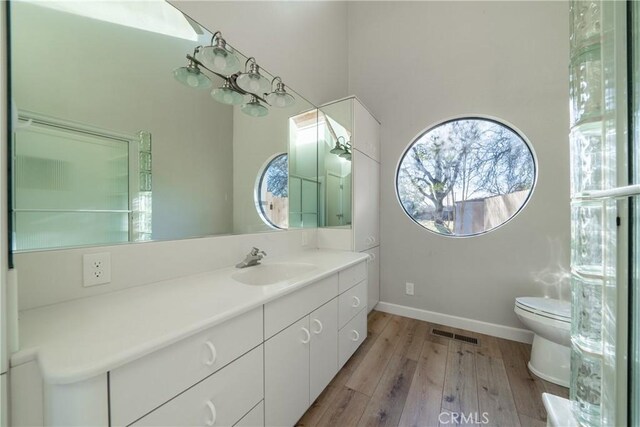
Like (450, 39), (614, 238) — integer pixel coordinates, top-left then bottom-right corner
(515, 297), (571, 322)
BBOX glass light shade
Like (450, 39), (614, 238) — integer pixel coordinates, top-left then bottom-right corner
(236, 72), (271, 95)
(241, 97), (268, 117)
(266, 91), (295, 108)
(173, 66), (211, 89)
(211, 84), (244, 105)
(330, 143), (346, 155)
(199, 46), (241, 75)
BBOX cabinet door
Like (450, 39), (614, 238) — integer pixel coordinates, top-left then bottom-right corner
(353, 150), (380, 251)
(309, 299), (338, 403)
(265, 317), (310, 427)
(353, 99), (380, 162)
(363, 247), (380, 312)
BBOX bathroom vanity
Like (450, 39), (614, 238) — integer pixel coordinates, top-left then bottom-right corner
(10, 250), (369, 426)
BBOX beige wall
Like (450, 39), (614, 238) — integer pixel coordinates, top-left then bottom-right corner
(347, 1), (571, 329)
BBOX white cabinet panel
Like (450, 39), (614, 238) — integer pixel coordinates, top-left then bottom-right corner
(338, 262), (367, 293)
(353, 99), (380, 162)
(353, 150), (380, 251)
(44, 374), (108, 426)
(309, 299), (338, 403)
(338, 308), (367, 369)
(363, 247), (380, 312)
(132, 346), (263, 427)
(234, 401), (264, 427)
(111, 307), (263, 427)
(265, 317), (310, 427)
(9, 361), (43, 427)
(264, 274), (338, 339)
(1, 374), (7, 427)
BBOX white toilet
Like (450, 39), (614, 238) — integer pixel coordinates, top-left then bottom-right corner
(514, 297), (571, 387)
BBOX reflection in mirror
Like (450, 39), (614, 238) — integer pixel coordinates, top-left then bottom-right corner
(9, 1), (317, 251)
(255, 153), (288, 230)
(318, 102), (353, 228)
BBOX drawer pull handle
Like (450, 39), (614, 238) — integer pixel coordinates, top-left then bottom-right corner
(204, 341), (217, 366)
(352, 296), (361, 308)
(367, 236), (375, 245)
(301, 327), (311, 344)
(368, 253), (376, 263)
(351, 330), (360, 342)
(205, 400), (217, 426)
(312, 319), (323, 334)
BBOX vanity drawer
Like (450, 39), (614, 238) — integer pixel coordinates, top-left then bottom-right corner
(338, 308), (367, 368)
(235, 401), (264, 427)
(131, 345), (263, 426)
(338, 279), (367, 328)
(338, 262), (367, 293)
(111, 307), (263, 426)
(264, 274), (338, 339)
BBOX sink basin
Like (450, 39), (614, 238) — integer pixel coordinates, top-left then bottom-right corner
(232, 263), (317, 286)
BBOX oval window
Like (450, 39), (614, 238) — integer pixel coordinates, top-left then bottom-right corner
(256, 153), (289, 229)
(396, 117), (536, 237)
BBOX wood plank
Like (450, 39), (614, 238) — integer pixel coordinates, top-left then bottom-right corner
(398, 340), (448, 427)
(541, 378), (569, 400)
(393, 318), (428, 361)
(316, 387), (369, 427)
(442, 340), (479, 424)
(518, 413), (546, 427)
(332, 332), (379, 387)
(497, 339), (547, 421)
(476, 352), (521, 427)
(296, 383), (341, 427)
(368, 311), (392, 335)
(357, 354), (417, 427)
(347, 315), (407, 396)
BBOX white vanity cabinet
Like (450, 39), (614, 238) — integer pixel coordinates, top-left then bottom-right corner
(10, 254), (369, 427)
(264, 263), (367, 427)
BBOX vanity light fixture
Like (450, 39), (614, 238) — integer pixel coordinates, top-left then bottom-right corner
(174, 34), (295, 117)
(173, 48), (212, 89)
(329, 136), (347, 155)
(236, 57), (271, 95)
(266, 77), (295, 108)
(198, 31), (241, 75)
(339, 142), (352, 161)
(211, 80), (245, 105)
(241, 95), (268, 117)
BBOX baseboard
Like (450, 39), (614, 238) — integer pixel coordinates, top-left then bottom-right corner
(374, 301), (534, 344)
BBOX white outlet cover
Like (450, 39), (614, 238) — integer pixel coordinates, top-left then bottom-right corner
(83, 252), (112, 287)
(405, 282), (415, 296)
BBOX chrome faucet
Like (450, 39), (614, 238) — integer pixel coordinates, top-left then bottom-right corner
(236, 247), (267, 268)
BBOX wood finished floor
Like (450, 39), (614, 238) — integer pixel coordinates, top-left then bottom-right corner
(296, 310), (569, 427)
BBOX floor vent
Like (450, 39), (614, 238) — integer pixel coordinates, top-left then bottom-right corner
(454, 334), (479, 345)
(431, 329), (480, 345)
(431, 329), (454, 339)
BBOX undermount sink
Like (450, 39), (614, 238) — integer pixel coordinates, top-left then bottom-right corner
(232, 262), (317, 286)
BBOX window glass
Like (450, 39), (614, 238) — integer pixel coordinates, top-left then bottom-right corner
(256, 153), (288, 229)
(396, 117), (536, 236)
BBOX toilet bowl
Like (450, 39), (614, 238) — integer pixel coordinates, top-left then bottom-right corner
(514, 297), (571, 387)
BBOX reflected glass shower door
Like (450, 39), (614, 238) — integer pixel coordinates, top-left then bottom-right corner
(630, 1), (640, 425)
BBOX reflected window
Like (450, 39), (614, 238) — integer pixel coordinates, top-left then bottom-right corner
(256, 153), (289, 229)
(396, 117), (536, 236)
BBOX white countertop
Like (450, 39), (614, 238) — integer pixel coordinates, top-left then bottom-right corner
(12, 249), (369, 385)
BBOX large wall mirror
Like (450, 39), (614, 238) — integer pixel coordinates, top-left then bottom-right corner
(318, 101), (352, 228)
(9, 0), (318, 252)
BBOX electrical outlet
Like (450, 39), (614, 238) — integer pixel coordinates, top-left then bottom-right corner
(83, 252), (111, 287)
(405, 282), (415, 296)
